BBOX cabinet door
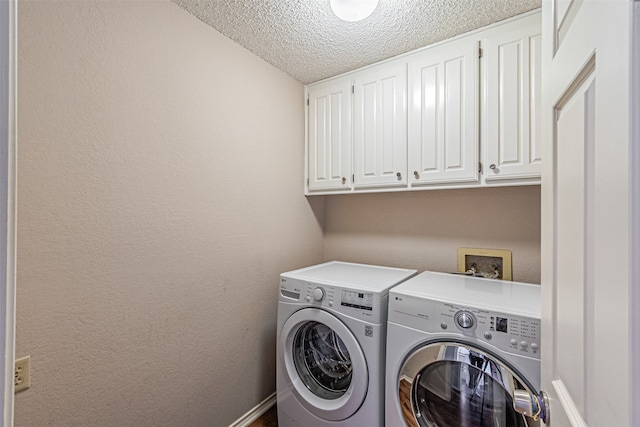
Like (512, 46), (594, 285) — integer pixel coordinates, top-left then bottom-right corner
(307, 78), (352, 192)
(407, 37), (479, 185)
(353, 61), (407, 188)
(484, 13), (542, 181)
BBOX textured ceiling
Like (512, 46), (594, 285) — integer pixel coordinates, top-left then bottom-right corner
(171, 0), (541, 84)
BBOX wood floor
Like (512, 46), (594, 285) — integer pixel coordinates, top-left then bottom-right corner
(248, 405), (278, 427)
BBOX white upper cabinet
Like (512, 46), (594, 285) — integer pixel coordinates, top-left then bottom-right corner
(306, 77), (352, 192)
(353, 60), (408, 189)
(483, 13), (542, 182)
(408, 36), (479, 186)
(304, 10), (541, 195)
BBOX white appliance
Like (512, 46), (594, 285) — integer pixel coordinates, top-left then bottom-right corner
(277, 261), (417, 427)
(385, 271), (545, 427)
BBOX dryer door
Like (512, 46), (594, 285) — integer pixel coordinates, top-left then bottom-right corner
(280, 308), (368, 421)
(398, 341), (535, 427)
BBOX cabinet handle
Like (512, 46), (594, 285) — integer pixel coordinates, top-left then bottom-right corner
(490, 164), (497, 170)
(396, 172), (402, 180)
(413, 171), (420, 179)
(341, 177), (346, 184)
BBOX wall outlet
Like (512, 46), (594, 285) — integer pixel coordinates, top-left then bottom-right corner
(14, 356), (30, 392)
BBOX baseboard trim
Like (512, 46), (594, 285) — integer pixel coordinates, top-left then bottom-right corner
(228, 392), (276, 427)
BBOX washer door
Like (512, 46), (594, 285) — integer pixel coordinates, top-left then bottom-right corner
(398, 341), (534, 427)
(280, 308), (368, 421)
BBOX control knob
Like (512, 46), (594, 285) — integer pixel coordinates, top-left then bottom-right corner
(312, 287), (325, 302)
(455, 311), (475, 329)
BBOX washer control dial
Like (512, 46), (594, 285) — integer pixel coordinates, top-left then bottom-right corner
(455, 311), (475, 329)
(312, 287), (325, 302)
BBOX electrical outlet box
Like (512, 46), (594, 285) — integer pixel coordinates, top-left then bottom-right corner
(14, 356), (30, 392)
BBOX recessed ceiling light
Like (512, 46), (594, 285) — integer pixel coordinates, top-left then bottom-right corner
(330, 0), (379, 22)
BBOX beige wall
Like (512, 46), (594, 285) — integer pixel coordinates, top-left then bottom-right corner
(323, 186), (541, 284)
(16, 2), (324, 426)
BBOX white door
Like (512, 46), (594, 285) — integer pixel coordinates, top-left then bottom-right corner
(353, 60), (407, 188)
(540, 1), (639, 426)
(407, 36), (479, 186)
(306, 77), (352, 192)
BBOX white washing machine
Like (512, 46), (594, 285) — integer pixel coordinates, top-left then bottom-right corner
(386, 271), (547, 427)
(276, 261), (417, 427)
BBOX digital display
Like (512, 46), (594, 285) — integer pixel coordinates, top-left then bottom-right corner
(341, 290), (373, 311)
(496, 317), (508, 333)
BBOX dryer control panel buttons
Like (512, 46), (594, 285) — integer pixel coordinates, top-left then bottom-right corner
(455, 311), (475, 329)
(285, 279), (382, 321)
(388, 290), (541, 359)
(312, 287), (325, 301)
(341, 290), (374, 311)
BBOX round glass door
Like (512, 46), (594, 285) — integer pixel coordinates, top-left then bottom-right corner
(292, 321), (352, 399)
(280, 308), (368, 421)
(399, 342), (532, 427)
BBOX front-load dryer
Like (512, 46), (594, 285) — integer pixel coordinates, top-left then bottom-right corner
(385, 271), (544, 427)
(277, 261), (417, 427)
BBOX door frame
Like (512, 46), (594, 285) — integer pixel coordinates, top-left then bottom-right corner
(0, 0), (17, 425)
(631, 2), (640, 423)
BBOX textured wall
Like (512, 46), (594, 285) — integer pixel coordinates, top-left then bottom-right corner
(324, 186), (541, 284)
(16, 2), (323, 426)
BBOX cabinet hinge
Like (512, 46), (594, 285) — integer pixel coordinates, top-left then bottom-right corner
(352, 174), (355, 183)
(479, 47), (483, 58)
(307, 98), (309, 106)
(307, 178), (309, 186)
(479, 162), (483, 173)
(352, 85), (355, 94)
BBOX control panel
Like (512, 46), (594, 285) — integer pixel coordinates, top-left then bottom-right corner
(279, 277), (384, 322)
(388, 293), (540, 359)
(341, 290), (374, 311)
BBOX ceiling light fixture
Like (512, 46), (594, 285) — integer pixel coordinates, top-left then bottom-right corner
(330, 0), (379, 22)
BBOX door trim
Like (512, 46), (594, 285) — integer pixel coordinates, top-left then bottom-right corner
(552, 380), (587, 426)
(630, 2), (640, 423)
(0, 0), (16, 424)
